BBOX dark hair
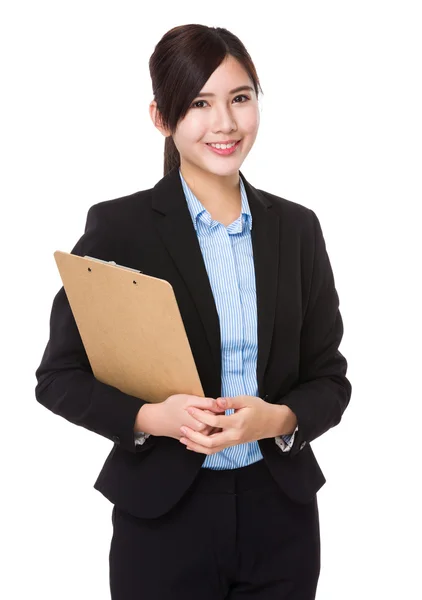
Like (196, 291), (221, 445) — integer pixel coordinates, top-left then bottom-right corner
(149, 24), (264, 176)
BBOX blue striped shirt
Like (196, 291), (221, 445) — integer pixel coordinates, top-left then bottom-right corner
(135, 168), (297, 467)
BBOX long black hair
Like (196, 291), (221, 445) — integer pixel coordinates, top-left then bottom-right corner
(149, 24), (263, 176)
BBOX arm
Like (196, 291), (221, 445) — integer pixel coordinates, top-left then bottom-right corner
(133, 403), (155, 445)
(275, 210), (352, 458)
(35, 204), (153, 454)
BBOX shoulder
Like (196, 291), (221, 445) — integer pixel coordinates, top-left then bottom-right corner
(254, 185), (318, 238)
(86, 187), (153, 223)
(72, 187), (155, 259)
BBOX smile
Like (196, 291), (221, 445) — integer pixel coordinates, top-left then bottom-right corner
(205, 140), (242, 156)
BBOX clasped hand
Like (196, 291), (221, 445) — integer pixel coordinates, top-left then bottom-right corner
(179, 395), (277, 455)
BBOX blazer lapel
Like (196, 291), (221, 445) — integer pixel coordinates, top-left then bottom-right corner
(244, 174), (280, 396)
(151, 166), (279, 398)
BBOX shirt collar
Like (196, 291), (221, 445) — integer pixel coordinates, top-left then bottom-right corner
(178, 167), (253, 233)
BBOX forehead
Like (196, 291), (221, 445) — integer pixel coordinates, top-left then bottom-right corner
(198, 56), (253, 95)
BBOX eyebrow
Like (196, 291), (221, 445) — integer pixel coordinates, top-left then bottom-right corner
(195, 85), (255, 98)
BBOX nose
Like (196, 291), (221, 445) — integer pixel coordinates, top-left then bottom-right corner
(210, 103), (238, 134)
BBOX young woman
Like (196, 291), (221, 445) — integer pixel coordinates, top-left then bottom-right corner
(35, 24), (352, 600)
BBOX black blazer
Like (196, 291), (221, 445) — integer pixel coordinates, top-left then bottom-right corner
(35, 166), (351, 519)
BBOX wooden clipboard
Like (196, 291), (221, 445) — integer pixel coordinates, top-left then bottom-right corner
(53, 251), (204, 403)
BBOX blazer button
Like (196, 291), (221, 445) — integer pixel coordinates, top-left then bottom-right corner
(263, 395), (268, 401)
(112, 436), (121, 445)
(300, 441), (307, 450)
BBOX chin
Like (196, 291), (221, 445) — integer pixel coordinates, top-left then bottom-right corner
(202, 163), (242, 177)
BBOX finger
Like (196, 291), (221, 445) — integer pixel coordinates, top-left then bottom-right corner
(180, 426), (232, 449)
(188, 407), (238, 429)
(180, 437), (220, 455)
(204, 404), (228, 414)
(183, 412), (214, 433)
(185, 412), (208, 430)
(193, 419), (208, 431)
(184, 397), (220, 412)
(183, 413), (212, 434)
(184, 397), (227, 415)
(195, 423), (221, 435)
(203, 407), (226, 415)
(179, 427), (210, 447)
(182, 441), (212, 455)
(216, 395), (253, 410)
(184, 407), (228, 429)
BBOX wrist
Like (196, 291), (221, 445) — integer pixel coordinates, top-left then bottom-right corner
(134, 403), (162, 436)
(267, 403), (298, 438)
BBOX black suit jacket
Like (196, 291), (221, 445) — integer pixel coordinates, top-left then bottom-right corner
(35, 166), (351, 519)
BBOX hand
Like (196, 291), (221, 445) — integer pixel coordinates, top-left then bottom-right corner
(136, 394), (226, 441)
(179, 395), (278, 455)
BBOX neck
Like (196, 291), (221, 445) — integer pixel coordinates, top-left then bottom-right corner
(179, 160), (241, 211)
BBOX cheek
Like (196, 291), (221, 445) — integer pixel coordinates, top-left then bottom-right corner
(180, 114), (208, 142)
(241, 108), (260, 135)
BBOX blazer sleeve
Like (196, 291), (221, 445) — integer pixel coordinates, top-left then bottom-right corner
(276, 209), (352, 458)
(35, 203), (153, 454)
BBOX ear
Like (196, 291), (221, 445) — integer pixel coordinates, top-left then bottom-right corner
(149, 100), (171, 137)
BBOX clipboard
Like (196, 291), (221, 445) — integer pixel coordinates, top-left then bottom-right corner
(53, 251), (204, 403)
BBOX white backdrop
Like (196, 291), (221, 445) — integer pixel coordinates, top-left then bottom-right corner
(1, 1), (421, 598)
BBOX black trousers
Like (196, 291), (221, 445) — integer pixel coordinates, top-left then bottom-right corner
(109, 459), (321, 599)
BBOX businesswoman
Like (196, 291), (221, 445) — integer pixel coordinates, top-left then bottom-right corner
(35, 24), (352, 600)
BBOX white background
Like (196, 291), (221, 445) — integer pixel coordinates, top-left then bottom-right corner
(1, 1), (421, 598)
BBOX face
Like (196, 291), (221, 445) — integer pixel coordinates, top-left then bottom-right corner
(150, 55), (260, 179)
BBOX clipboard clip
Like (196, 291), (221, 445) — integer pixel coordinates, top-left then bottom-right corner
(84, 255), (143, 274)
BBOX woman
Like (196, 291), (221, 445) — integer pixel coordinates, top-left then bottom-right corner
(35, 24), (352, 599)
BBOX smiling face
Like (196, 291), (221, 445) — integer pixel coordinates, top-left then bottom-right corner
(150, 55), (260, 181)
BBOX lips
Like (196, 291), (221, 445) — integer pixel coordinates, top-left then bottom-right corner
(205, 139), (242, 156)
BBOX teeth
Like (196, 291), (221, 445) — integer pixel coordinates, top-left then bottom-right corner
(209, 141), (237, 149)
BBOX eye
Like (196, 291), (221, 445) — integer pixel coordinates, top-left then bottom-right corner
(190, 94), (250, 109)
(191, 100), (208, 109)
(233, 94), (250, 103)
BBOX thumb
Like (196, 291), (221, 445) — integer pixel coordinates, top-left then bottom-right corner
(217, 396), (248, 410)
